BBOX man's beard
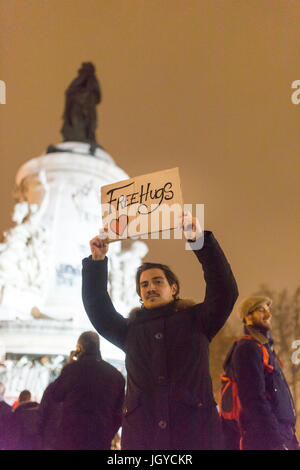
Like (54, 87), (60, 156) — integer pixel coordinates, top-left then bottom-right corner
(252, 320), (271, 334)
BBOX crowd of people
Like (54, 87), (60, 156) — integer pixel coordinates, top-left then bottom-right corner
(0, 331), (124, 450)
(0, 212), (299, 450)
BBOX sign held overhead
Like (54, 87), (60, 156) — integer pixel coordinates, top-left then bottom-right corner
(101, 167), (183, 241)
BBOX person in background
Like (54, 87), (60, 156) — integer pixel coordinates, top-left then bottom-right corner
(51, 331), (125, 450)
(39, 381), (63, 450)
(0, 382), (12, 449)
(12, 399), (19, 410)
(7, 389), (41, 450)
(222, 296), (299, 450)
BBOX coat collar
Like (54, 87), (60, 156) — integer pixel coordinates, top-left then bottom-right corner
(128, 298), (197, 323)
(79, 351), (102, 361)
(15, 401), (39, 411)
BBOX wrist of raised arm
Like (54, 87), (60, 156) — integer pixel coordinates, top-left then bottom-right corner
(82, 255), (108, 287)
(92, 253), (107, 261)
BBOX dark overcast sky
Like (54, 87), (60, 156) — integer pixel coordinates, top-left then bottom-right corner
(0, 0), (299, 326)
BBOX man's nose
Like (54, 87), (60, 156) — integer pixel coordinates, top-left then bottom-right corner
(147, 286), (156, 293)
(147, 282), (157, 292)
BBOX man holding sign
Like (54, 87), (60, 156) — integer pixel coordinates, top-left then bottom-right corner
(82, 212), (238, 450)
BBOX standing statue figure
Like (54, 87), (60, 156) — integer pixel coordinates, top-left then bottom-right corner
(60, 62), (101, 151)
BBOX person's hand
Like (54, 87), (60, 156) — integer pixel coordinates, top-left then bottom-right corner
(179, 210), (203, 242)
(67, 349), (79, 364)
(90, 229), (109, 261)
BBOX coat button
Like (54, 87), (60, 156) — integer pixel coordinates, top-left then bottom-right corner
(197, 401), (203, 407)
(154, 332), (163, 340)
(122, 407), (128, 414)
(158, 420), (167, 429)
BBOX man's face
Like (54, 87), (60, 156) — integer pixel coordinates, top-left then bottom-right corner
(246, 303), (272, 331)
(139, 268), (177, 309)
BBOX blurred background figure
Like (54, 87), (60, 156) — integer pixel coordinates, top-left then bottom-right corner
(39, 381), (63, 450)
(220, 296), (299, 450)
(50, 331), (125, 450)
(0, 382), (12, 449)
(6, 389), (41, 450)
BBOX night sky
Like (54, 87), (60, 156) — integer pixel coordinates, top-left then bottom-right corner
(0, 1), (299, 326)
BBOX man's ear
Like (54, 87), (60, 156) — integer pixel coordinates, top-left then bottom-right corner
(171, 283), (178, 297)
(245, 314), (253, 326)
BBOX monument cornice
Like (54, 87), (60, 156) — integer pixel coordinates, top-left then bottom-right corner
(16, 145), (128, 186)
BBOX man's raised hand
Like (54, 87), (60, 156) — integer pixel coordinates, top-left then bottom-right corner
(90, 230), (109, 261)
(179, 210), (203, 242)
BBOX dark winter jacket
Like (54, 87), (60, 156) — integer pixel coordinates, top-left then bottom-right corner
(231, 326), (298, 450)
(39, 381), (63, 450)
(0, 401), (12, 449)
(51, 352), (125, 450)
(82, 230), (238, 450)
(6, 401), (41, 450)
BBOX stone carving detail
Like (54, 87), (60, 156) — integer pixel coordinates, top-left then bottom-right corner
(109, 241), (149, 313)
(56, 264), (81, 287)
(0, 355), (65, 402)
(71, 179), (100, 223)
(0, 353), (126, 403)
(0, 171), (50, 299)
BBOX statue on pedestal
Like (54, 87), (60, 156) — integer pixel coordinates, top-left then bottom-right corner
(48, 62), (102, 155)
(0, 61), (147, 401)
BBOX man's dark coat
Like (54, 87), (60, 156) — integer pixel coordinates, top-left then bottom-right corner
(82, 231), (238, 450)
(51, 353), (125, 450)
(39, 381), (63, 449)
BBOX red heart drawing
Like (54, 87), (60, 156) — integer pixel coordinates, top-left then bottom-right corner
(110, 215), (129, 236)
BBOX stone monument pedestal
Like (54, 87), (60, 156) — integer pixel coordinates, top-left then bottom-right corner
(0, 143), (148, 399)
